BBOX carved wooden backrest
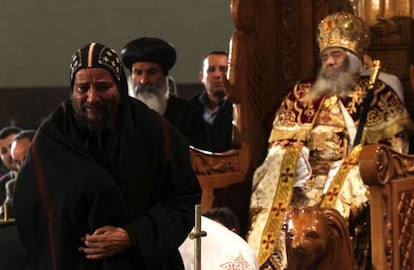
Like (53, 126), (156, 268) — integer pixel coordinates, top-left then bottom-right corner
(190, 147), (249, 210)
(359, 144), (414, 270)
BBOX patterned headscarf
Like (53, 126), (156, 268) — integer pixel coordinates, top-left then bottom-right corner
(70, 42), (128, 98)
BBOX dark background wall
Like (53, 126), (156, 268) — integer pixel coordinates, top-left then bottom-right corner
(0, 1), (234, 128)
(0, 1), (234, 86)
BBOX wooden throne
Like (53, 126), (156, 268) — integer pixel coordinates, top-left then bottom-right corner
(189, 0), (357, 233)
(190, 2), (414, 268)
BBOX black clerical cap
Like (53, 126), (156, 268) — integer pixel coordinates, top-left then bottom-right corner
(120, 37), (176, 74)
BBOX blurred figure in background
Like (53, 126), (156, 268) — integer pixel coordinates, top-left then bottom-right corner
(0, 126), (21, 213)
(4, 129), (36, 219)
(203, 206), (240, 234)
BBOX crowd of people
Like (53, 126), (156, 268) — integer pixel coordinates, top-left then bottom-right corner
(0, 10), (412, 270)
(0, 127), (36, 220)
(0, 32), (236, 270)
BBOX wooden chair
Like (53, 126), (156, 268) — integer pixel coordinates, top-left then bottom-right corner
(359, 144), (414, 269)
(190, 146), (249, 211)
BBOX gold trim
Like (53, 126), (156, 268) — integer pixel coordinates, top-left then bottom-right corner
(321, 144), (362, 208)
(257, 146), (300, 266)
(268, 129), (310, 144)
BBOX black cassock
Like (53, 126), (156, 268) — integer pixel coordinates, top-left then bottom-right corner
(14, 98), (201, 270)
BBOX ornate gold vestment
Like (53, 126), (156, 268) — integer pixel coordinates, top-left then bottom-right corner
(247, 78), (413, 268)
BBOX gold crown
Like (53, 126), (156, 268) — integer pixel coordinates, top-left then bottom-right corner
(317, 12), (370, 59)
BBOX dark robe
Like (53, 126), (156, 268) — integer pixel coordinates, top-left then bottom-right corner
(190, 92), (233, 153)
(13, 97), (201, 270)
(164, 96), (211, 150)
(0, 223), (32, 270)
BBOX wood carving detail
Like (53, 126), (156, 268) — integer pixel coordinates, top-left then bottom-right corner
(190, 149), (241, 175)
(360, 144), (414, 269)
(397, 190), (414, 268)
(280, 0), (298, 83)
(360, 144), (414, 186)
(314, 0), (354, 26)
(369, 17), (410, 45)
(385, 219), (393, 268)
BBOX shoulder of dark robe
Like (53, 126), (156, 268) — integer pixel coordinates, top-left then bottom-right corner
(188, 92), (234, 152)
(164, 96), (211, 149)
(210, 99), (233, 151)
(13, 97), (201, 270)
(189, 92), (203, 106)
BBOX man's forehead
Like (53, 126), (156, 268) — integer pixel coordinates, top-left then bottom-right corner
(74, 68), (114, 81)
(12, 138), (30, 149)
(132, 62), (162, 70)
(0, 134), (17, 145)
(205, 55), (228, 64)
(321, 47), (346, 56)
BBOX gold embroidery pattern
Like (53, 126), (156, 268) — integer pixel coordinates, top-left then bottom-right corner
(309, 99), (347, 162)
(294, 83), (316, 124)
(367, 90), (401, 127)
(322, 96), (338, 110)
(321, 144), (362, 208)
(257, 146), (300, 266)
(345, 83), (365, 114)
(277, 99), (296, 127)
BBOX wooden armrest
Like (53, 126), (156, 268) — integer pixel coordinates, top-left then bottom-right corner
(359, 144), (414, 270)
(359, 144), (414, 186)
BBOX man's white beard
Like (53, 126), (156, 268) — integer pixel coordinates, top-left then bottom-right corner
(128, 77), (169, 115)
(310, 71), (356, 99)
(309, 52), (362, 100)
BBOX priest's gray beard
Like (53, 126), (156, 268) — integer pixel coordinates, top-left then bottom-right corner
(128, 77), (169, 115)
(310, 69), (356, 99)
(309, 52), (362, 100)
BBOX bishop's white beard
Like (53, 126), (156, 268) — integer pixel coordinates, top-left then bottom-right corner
(309, 52), (362, 100)
(128, 76), (169, 115)
(310, 71), (356, 99)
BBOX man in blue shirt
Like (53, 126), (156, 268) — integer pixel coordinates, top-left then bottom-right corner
(190, 50), (233, 152)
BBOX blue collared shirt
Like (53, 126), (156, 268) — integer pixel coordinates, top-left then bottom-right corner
(198, 92), (228, 124)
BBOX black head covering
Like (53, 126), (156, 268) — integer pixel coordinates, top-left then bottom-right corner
(70, 42), (128, 99)
(120, 37), (176, 75)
